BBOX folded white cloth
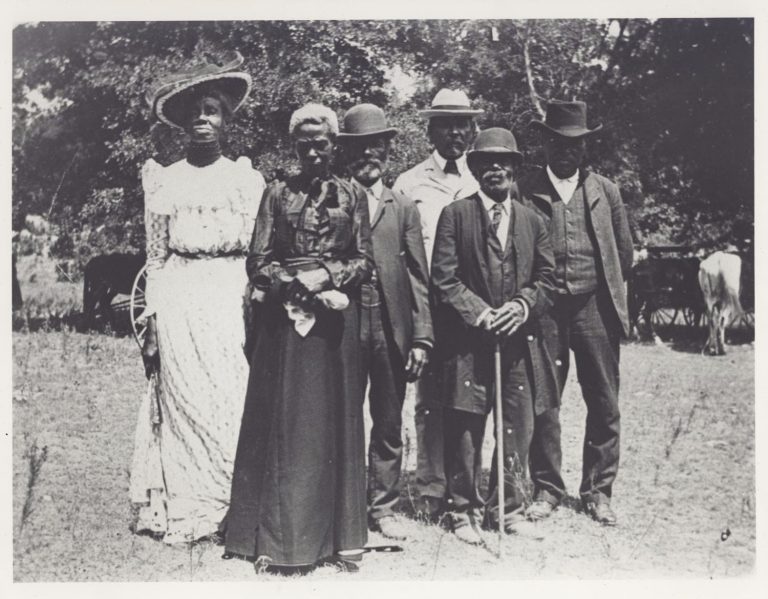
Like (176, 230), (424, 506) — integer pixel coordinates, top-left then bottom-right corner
(284, 302), (316, 337)
(283, 290), (350, 337)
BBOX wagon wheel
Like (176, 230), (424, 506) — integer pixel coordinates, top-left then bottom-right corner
(650, 308), (675, 328)
(681, 307), (701, 327)
(130, 265), (148, 349)
(741, 311), (755, 331)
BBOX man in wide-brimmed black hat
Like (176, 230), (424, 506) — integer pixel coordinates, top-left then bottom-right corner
(431, 127), (557, 544)
(519, 100), (634, 526)
(338, 104), (434, 541)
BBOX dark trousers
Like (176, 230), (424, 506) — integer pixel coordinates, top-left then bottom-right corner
(360, 285), (408, 521)
(529, 288), (621, 505)
(412, 372), (446, 500)
(444, 351), (533, 527)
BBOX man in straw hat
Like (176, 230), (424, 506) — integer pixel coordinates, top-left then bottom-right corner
(338, 104), (433, 540)
(519, 100), (633, 526)
(431, 127), (557, 544)
(392, 88), (482, 520)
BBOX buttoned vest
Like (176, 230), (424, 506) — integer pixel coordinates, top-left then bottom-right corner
(486, 211), (517, 308)
(550, 183), (599, 294)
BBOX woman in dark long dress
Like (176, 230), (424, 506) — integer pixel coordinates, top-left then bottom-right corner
(223, 103), (373, 573)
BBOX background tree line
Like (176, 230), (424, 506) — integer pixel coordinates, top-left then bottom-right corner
(12, 19), (753, 273)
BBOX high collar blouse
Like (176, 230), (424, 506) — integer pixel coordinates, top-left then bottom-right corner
(246, 175), (374, 292)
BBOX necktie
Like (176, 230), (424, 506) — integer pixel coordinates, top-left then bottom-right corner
(444, 159), (459, 175)
(491, 203), (503, 238)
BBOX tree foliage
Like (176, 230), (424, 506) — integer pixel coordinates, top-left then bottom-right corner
(12, 19), (753, 266)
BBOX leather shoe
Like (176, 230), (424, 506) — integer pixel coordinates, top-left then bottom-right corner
(414, 496), (444, 522)
(316, 556), (360, 573)
(583, 500), (617, 526)
(451, 512), (483, 545)
(525, 499), (557, 521)
(372, 515), (408, 540)
(453, 522), (483, 545)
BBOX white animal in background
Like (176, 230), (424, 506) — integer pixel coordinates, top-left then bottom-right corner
(698, 251), (743, 355)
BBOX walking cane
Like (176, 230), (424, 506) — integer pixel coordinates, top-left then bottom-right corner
(494, 340), (505, 557)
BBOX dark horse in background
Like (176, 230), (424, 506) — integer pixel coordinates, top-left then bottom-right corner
(83, 252), (145, 331)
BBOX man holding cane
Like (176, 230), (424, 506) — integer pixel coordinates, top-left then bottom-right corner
(431, 128), (557, 545)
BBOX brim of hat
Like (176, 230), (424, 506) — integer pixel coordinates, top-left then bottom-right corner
(154, 72), (252, 129)
(420, 109), (484, 118)
(530, 121), (603, 137)
(467, 147), (523, 159)
(337, 127), (398, 139)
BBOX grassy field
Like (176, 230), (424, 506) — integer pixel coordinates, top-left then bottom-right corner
(11, 327), (755, 581)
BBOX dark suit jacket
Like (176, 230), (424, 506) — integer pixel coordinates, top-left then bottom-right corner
(430, 193), (558, 415)
(371, 185), (434, 360)
(518, 167), (634, 336)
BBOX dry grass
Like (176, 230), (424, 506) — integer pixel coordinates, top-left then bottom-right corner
(12, 330), (755, 581)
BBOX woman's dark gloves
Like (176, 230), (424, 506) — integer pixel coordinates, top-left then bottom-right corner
(283, 279), (321, 312)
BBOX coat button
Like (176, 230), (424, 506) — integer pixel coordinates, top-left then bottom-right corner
(464, 380), (471, 387)
(555, 359), (563, 366)
(506, 428), (513, 434)
(517, 385), (524, 391)
(527, 335), (534, 341)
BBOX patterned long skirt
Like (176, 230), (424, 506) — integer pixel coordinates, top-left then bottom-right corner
(130, 254), (250, 544)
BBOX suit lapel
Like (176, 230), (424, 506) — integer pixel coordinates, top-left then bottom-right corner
(425, 154), (447, 187)
(470, 195), (493, 300)
(582, 171), (602, 210)
(370, 188), (392, 231)
(504, 199), (517, 258)
(527, 169), (555, 216)
(425, 154), (478, 199)
(509, 201), (525, 289)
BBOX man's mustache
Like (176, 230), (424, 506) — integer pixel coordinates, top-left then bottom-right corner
(352, 159), (383, 170)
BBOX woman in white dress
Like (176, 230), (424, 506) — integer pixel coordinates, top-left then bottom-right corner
(129, 53), (265, 544)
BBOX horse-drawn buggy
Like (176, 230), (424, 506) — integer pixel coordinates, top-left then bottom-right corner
(628, 243), (754, 349)
(628, 245), (705, 340)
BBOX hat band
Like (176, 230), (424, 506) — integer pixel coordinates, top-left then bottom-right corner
(547, 123), (589, 130)
(430, 104), (475, 111)
(339, 127), (397, 136)
(470, 146), (521, 154)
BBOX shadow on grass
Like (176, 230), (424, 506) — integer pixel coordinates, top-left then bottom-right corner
(397, 470), (587, 522)
(626, 324), (754, 355)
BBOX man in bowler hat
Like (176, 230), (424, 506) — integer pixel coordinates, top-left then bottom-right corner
(519, 100), (633, 526)
(393, 89), (482, 519)
(338, 104), (434, 540)
(431, 127), (557, 544)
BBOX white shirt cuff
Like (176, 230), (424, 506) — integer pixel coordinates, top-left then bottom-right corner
(511, 298), (529, 323)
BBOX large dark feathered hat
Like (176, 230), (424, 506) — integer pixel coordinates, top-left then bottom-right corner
(146, 51), (252, 129)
